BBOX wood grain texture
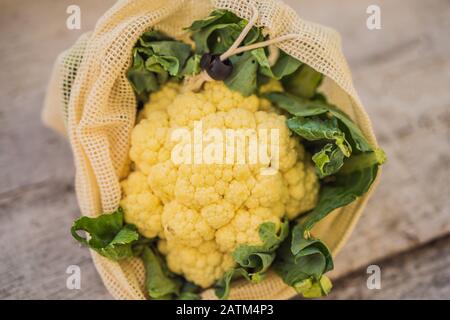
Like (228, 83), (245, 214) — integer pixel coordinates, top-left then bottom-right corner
(325, 236), (450, 299)
(0, 180), (111, 299)
(0, 0), (448, 299)
(0, 0), (116, 299)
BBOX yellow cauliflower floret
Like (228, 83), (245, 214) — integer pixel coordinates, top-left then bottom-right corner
(216, 208), (281, 252)
(201, 200), (235, 229)
(160, 240), (236, 288)
(168, 91), (216, 127)
(120, 81), (320, 288)
(147, 160), (177, 203)
(284, 159), (321, 218)
(120, 172), (163, 238)
(203, 81), (259, 112)
(162, 200), (215, 246)
(129, 117), (169, 174)
(141, 82), (181, 118)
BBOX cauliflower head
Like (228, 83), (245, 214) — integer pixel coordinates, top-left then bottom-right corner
(120, 81), (319, 288)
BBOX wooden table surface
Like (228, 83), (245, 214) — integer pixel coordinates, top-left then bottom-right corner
(0, 0), (449, 299)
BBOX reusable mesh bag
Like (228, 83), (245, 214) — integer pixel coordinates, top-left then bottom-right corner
(43, 0), (381, 300)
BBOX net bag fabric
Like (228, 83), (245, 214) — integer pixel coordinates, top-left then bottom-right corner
(42, 0), (381, 300)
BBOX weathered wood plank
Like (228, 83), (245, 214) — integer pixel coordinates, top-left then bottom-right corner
(0, 0), (115, 299)
(325, 235), (450, 299)
(0, 179), (111, 299)
(0, 0), (115, 194)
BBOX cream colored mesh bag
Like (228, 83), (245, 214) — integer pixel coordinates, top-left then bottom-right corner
(42, 0), (380, 300)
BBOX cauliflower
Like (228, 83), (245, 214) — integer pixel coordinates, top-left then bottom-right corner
(120, 81), (319, 288)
